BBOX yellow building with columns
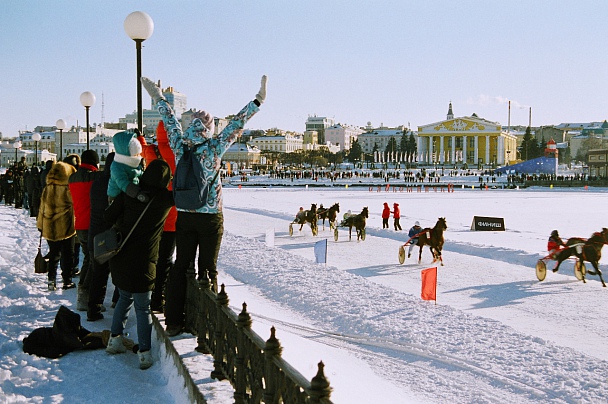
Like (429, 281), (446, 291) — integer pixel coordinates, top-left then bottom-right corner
(417, 103), (517, 166)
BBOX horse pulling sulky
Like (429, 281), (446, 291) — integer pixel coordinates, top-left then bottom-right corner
(289, 203), (319, 236)
(334, 207), (369, 242)
(399, 217), (447, 266)
(536, 228), (608, 287)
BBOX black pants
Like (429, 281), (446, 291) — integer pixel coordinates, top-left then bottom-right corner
(76, 230), (91, 288)
(151, 231), (176, 310)
(382, 218), (389, 229)
(47, 236), (75, 283)
(165, 212), (223, 328)
(87, 250), (120, 315)
(394, 218), (402, 231)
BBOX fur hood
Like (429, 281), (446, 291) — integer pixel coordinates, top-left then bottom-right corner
(46, 162), (75, 186)
(37, 162), (76, 241)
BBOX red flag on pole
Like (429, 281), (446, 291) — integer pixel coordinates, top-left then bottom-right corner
(421, 267), (437, 301)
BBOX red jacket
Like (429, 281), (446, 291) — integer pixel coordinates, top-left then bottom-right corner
(547, 236), (564, 251)
(137, 121), (177, 232)
(393, 204), (400, 218)
(382, 203), (391, 219)
(68, 163), (102, 230)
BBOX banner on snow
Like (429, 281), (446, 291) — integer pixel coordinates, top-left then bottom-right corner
(471, 216), (505, 231)
(314, 239), (327, 264)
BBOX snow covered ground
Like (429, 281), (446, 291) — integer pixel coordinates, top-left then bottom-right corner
(1, 181), (608, 403)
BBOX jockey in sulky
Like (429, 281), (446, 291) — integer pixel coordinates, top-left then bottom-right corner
(547, 230), (566, 258)
(294, 207), (305, 223)
(546, 230), (567, 271)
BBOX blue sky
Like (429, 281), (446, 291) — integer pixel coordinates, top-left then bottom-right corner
(1, 1), (607, 137)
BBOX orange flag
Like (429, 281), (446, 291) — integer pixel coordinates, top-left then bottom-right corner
(421, 267), (437, 301)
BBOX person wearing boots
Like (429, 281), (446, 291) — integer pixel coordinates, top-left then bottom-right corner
(407, 221), (422, 258)
(37, 162), (77, 291)
(86, 153), (118, 321)
(136, 122), (177, 314)
(141, 74), (267, 337)
(392, 203), (402, 231)
(104, 159), (174, 370)
(68, 150), (104, 311)
(381, 202), (390, 229)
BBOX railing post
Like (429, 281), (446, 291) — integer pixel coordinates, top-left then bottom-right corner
(264, 326), (283, 404)
(195, 275), (211, 354)
(234, 302), (252, 404)
(210, 284), (229, 380)
(308, 362), (332, 403)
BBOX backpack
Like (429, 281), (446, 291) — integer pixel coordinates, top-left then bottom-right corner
(172, 143), (220, 210)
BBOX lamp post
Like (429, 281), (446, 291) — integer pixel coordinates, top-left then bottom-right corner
(56, 119), (66, 161)
(124, 11), (154, 135)
(506, 150), (511, 166)
(32, 132), (41, 166)
(13, 141), (21, 165)
(80, 91), (96, 150)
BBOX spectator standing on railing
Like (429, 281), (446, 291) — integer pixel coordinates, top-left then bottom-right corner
(141, 74), (267, 337)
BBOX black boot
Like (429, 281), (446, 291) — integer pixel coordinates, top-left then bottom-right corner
(62, 278), (76, 290)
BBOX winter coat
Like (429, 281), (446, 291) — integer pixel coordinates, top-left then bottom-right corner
(37, 162), (76, 242)
(68, 163), (103, 230)
(392, 204), (400, 219)
(40, 160), (54, 189)
(24, 167), (41, 194)
(87, 153), (114, 252)
(548, 236), (564, 252)
(22, 305), (102, 359)
(137, 121), (177, 232)
(409, 225), (422, 240)
(382, 203), (391, 219)
(107, 131), (144, 198)
(155, 97), (259, 214)
(105, 159), (174, 293)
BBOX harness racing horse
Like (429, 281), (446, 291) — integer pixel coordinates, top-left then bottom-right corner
(550, 237), (587, 275)
(417, 217), (447, 265)
(318, 203), (340, 230)
(292, 203), (318, 236)
(343, 207), (369, 241)
(553, 228), (608, 287)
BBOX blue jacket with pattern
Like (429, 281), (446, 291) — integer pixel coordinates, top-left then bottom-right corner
(155, 99), (259, 213)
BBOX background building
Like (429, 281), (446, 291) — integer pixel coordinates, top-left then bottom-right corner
(417, 103), (517, 166)
(305, 116), (335, 144)
(324, 124), (364, 151)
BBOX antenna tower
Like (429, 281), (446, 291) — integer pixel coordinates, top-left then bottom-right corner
(101, 92), (105, 133)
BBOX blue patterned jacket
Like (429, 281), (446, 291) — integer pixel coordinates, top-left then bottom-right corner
(155, 99), (259, 213)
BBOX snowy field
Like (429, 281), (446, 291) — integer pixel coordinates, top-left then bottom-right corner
(1, 184), (608, 403)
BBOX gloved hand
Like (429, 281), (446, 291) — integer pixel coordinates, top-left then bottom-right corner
(255, 75), (267, 105)
(141, 77), (164, 104)
(125, 183), (150, 203)
(192, 110), (214, 131)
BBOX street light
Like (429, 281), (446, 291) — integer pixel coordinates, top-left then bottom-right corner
(13, 141), (21, 165)
(56, 119), (66, 160)
(80, 91), (96, 150)
(124, 11), (154, 134)
(32, 132), (41, 166)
